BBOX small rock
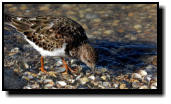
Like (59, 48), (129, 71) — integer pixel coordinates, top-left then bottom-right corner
(119, 83), (127, 89)
(132, 73), (142, 79)
(139, 85), (148, 89)
(150, 86), (157, 89)
(88, 75), (95, 80)
(103, 82), (110, 87)
(56, 81), (67, 86)
(76, 74), (82, 80)
(93, 18), (101, 23)
(134, 24), (142, 30)
(70, 59), (77, 64)
(101, 75), (107, 80)
(56, 60), (63, 66)
(145, 65), (157, 73)
(44, 79), (54, 84)
(132, 82), (140, 88)
(23, 62), (29, 69)
(151, 82), (157, 87)
(144, 75), (152, 82)
(113, 83), (119, 88)
(104, 30), (113, 35)
(80, 77), (89, 85)
(44, 84), (54, 89)
(138, 70), (147, 77)
(31, 83), (40, 89)
(9, 47), (19, 56)
(11, 47), (19, 53)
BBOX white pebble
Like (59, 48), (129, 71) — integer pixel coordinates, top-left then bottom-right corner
(44, 79), (53, 83)
(132, 73), (142, 79)
(44, 84), (53, 88)
(113, 83), (119, 88)
(11, 47), (19, 53)
(151, 82), (157, 87)
(138, 70), (147, 77)
(88, 75), (95, 80)
(150, 86), (157, 89)
(57, 81), (67, 86)
(139, 85), (148, 89)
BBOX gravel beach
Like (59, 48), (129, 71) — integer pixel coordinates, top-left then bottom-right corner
(4, 4), (157, 89)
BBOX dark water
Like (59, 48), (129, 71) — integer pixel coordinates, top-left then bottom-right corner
(91, 40), (157, 72)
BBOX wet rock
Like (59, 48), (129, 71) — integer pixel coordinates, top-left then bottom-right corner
(4, 69), (26, 89)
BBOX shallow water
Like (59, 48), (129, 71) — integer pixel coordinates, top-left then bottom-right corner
(91, 39), (157, 72)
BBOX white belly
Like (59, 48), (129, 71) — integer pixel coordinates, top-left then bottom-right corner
(24, 36), (67, 57)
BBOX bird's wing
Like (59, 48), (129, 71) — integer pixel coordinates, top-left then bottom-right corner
(5, 14), (88, 51)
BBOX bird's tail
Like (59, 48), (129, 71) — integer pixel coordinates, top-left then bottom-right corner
(4, 13), (31, 32)
(4, 13), (16, 23)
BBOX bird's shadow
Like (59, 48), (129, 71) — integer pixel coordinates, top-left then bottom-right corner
(90, 39), (157, 73)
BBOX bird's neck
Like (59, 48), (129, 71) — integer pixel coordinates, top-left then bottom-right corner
(77, 43), (91, 58)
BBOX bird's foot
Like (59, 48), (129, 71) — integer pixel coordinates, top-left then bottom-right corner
(62, 64), (77, 75)
(40, 67), (47, 73)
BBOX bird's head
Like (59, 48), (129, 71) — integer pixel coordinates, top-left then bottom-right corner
(78, 43), (98, 70)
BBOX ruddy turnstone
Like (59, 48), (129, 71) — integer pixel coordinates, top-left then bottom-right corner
(5, 13), (98, 74)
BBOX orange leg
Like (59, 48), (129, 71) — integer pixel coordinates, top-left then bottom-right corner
(61, 57), (76, 74)
(40, 56), (46, 72)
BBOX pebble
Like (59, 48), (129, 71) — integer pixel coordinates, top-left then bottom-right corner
(70, 59), (77, 64)
(44, 84), (54, 89)
(56, 60), (63, 66)
(138, 70), (147, 77)
(9, 47), (19, 56)
(31, 83), (40, 89)
(56, 81), (67, 86)
(104, 30), (113, 35)
(134, 24), (142, 30)
(44, 79), (53, 84)
(103, 82), (110, 87)
(76, 74), (82, 80)
(88, 75), (95, 80)
(150, 86), (157, 89)
(145, 65), (157, 73)
(144, 75), (152, 82)
(119, 83), (127, 89)
(139, 85), (148, 89)
(113, 83), (119, 88)
(151, 82), (157, 87)
(80, 77), (89, 85)
(132, 82), (140, 88)
(132, 73), (142, 79)
(101, 75), (107, 80)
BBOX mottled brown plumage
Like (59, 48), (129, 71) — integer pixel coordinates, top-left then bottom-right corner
(4, 13), (97, 73)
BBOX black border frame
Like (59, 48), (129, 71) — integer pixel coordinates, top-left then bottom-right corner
(2, 2), (163, 95)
